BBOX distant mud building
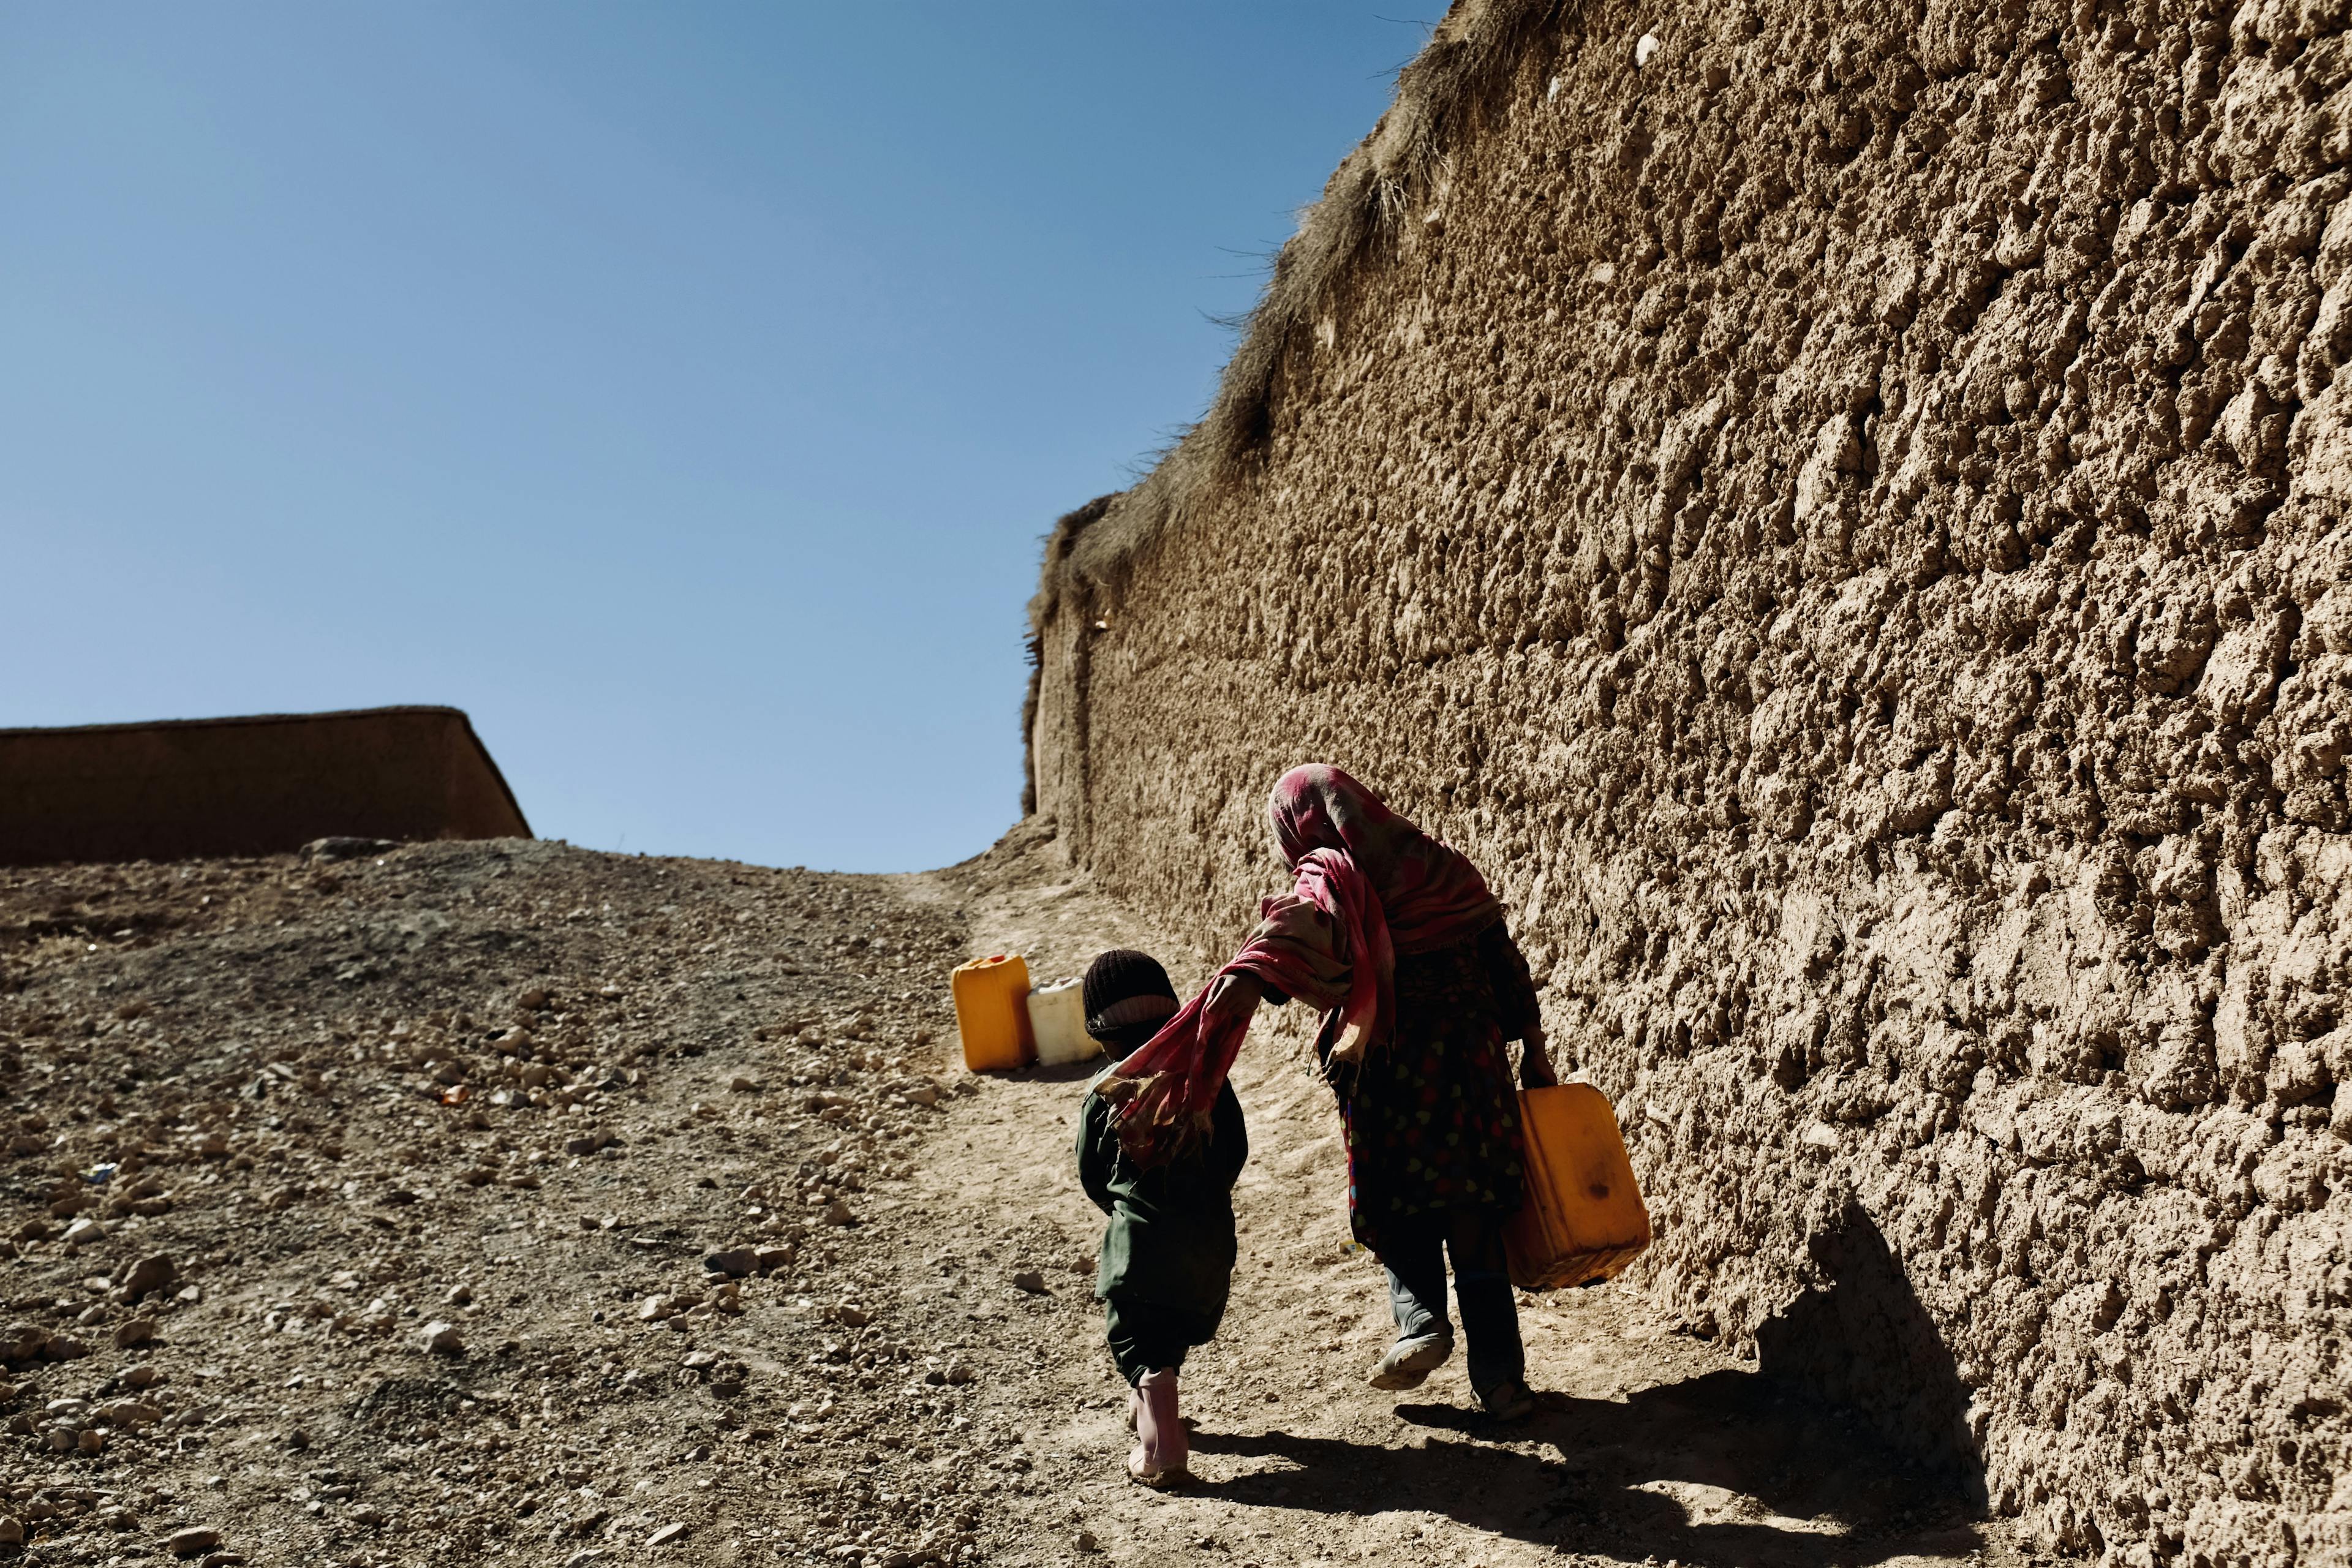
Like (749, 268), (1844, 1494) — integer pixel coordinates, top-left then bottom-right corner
(0, 706), (529, 866)
(1027, 2), (2352, 1563)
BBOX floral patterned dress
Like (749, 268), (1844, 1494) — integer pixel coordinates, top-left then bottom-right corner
(1328, 920), (1542, 1253)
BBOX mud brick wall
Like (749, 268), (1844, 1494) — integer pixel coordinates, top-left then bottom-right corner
(1027, 2), (2352, 1564)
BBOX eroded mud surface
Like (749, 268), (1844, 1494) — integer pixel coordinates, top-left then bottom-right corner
(1024, 4), (2352, 1563)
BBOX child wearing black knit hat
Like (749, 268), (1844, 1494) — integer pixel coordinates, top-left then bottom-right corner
(1073, 949), (1247, 1488)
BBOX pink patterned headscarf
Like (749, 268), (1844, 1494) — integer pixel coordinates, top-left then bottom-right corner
(1110, 764), (1501, 1161)
(1266, 764), (1502, 956)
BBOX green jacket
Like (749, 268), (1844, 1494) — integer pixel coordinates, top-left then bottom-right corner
(1075, 1083), (1247, 1319)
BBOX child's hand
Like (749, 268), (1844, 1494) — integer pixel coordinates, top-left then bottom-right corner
(1201, 972), (1264, 1035)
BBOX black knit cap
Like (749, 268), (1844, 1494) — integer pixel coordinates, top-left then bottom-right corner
(1082, 949), (1180, 1052)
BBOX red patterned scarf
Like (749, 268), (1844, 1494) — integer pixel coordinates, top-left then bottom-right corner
(1110, 764), (1501, 1160)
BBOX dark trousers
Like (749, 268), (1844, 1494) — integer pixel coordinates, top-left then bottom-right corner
(1104, 1296), (1220, 1387)
(1378, 1208), (1525, 1396)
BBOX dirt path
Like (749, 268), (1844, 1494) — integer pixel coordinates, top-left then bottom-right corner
(910, 824), (2017, 1568)
(0, 826), (2018, 1568)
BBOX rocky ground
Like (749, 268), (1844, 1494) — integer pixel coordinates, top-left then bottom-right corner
(0, 823), (2022, 1567)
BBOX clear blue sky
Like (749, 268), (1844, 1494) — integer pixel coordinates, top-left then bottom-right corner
(1, 4), (1433, 870)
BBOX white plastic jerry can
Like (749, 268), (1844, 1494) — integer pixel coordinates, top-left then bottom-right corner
(1026, 978), (1098, 1066)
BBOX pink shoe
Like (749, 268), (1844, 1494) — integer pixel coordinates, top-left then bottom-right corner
(1127, 1368), (1189, 1487)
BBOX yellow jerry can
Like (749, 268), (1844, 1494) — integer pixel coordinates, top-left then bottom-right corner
(951, 954), (1034, 1072)
(1504, 1083), (1652, 1291)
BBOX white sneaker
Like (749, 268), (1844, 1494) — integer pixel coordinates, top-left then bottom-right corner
(1367, 1332), (1453, 1390)
(1480, 1378), (1537, 1422)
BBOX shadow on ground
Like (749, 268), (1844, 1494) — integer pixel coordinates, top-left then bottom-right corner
(1755, 1200), (1986, 1502)
(1001, 1060), (1109, 1086)
(1190, 1365), (1983, 1567)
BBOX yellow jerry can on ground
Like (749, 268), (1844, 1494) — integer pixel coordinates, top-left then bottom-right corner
(1504, 1083), (1652, 1290)
(951, 954), (1034, 1072)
